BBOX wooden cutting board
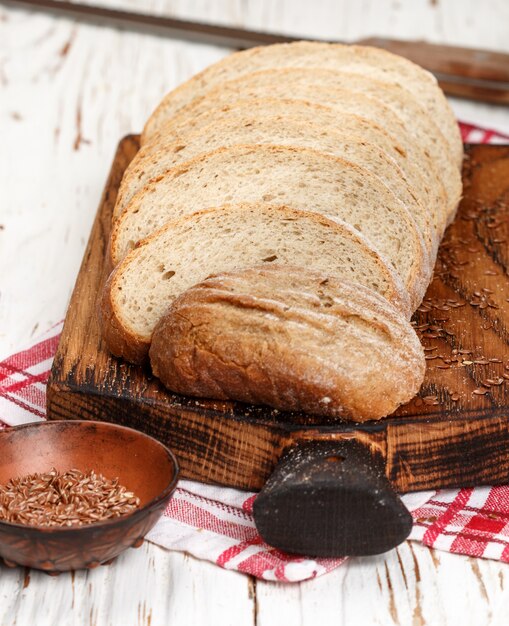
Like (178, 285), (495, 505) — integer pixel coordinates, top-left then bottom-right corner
(47, 137), (509, 500)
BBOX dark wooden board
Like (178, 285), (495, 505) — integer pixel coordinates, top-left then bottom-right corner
(47, 137), (509, 493)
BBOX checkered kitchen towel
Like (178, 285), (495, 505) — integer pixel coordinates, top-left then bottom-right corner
(2, 122), (509, 582)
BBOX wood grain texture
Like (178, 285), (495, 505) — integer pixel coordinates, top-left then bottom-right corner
(47, 139), (509, 495)
(0, 542), (254, 626)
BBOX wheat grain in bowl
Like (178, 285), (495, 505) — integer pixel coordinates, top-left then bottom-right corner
(0, 468), (141, 528)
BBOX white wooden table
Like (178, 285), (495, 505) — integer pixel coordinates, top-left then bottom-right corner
(1, 1), (509, 624)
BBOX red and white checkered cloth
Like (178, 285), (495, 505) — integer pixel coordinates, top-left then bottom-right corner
(2, 122), (509, 582)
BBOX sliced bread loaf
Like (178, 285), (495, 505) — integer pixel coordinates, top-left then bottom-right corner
(154, 68), (459, 223)
(100, 203), (411, 363)
(149, 265), (425, 421)
(110, 144), (429, 307)
(142, 41), (462, 168)
(114, 116), (436, 256)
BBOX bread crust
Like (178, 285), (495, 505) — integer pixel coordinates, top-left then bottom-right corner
(149, 266), (425, 421)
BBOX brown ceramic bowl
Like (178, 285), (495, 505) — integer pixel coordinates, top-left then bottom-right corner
(0, 420), (179, 573)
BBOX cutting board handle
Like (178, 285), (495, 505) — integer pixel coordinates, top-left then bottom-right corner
(253, 440), (412, 557)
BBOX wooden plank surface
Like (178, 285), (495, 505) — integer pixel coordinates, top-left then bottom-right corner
(47, 140), (509, 494)
(2, 0), (509, 624)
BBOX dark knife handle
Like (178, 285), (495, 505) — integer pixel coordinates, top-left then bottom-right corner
(253, 439), (412, 558)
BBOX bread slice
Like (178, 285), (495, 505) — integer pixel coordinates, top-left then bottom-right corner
(142, 41), (462, 168)
(100, 203), (411, 363)
(118, 98), (437, 236)
(150, 68), (459, 224)
(110, 144), (429, 306)
(142, 96), (404, 161)
(115, 116), (436, 256)
(142, 70), (451, 228)
(149, 265), (425, 421)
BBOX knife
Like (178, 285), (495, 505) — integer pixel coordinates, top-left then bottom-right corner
(3, 0), (509, 104)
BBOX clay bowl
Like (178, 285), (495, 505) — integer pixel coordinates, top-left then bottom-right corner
(0, 420), (179, 574)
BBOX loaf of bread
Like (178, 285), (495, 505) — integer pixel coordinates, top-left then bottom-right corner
(100, 203), (410, 363)
(149, 266), (425, 421)
(99, 41), (463, 420)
